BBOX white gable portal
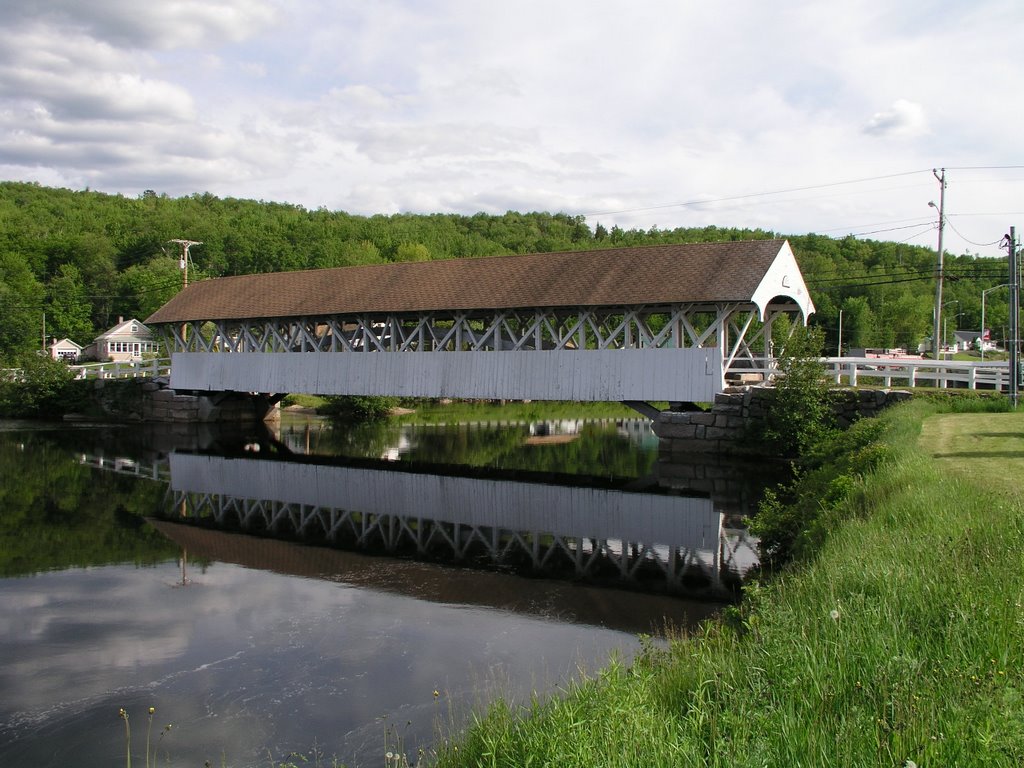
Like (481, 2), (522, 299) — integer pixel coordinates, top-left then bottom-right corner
(750, 241), (815, 322)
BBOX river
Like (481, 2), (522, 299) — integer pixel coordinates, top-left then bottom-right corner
(0, 413), (774, 767)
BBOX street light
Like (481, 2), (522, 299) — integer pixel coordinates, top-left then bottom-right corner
(981, 284), (1011, 361)
(942, 299), (959, 353)
(945, 312), (963, 352)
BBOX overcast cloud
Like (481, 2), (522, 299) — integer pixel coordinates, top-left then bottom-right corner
(0, 0), (1020, 257)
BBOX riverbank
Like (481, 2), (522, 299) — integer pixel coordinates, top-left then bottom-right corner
(431, 399), (1024, 767)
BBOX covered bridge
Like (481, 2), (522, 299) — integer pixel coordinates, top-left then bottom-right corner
(145, 239), (814, 409)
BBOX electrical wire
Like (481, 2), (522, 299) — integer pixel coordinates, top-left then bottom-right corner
(945, 165), (1024, 171)
(809, 266), (1011, 291)
(842, 222), (938, 239)
(576, 166), (1023, 255)
(944, 218), (1006, 248)
(1, 277), (185, 311)
(580, 169), (932, 218)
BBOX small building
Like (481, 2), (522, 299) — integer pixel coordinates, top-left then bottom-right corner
(953, 329), (983, 352)
(85, 317), (159, 362)
(48, 338), (83, 362)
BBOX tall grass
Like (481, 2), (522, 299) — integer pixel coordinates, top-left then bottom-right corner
(432, 400), (1024, 767)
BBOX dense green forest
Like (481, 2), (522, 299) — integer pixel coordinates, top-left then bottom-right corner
(0, 180), (1011, 364)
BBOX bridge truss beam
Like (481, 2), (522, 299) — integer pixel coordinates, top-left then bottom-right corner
(164, 303), (788, 356)
(157, 300), (801, 402)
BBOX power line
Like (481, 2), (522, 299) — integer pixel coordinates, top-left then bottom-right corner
(842, 222), (938, 239)
(808, 265), (1010, 291)
(580, 169), (932, 218)
(948, 211), (1024, 217)
(945, 165), (1024, 171)
(2, 277), (185, 310)
(944, 218), (1005, 248)
(577, 166), (1021, 257)
(811, 274), (939, 290)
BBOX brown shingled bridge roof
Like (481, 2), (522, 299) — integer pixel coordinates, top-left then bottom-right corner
(146, 239), (788, 324)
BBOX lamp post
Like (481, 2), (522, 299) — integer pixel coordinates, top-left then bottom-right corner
(837, 309), (843, 356)
(981, 284), (1011, 361)
(941, 299), (959, 353)
(944, 311), (963, 352)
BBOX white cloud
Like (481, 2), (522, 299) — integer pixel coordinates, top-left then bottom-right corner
(0, 0), (1022, 257)
(864, 99), (929, 138)
(0, 67), (196, 122)
(0, 0), (278, 50)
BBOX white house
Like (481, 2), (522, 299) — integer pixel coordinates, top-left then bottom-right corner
(952, 329), (999, 352)
(48, 338), (83, 362)
(85, 317), (160, 362)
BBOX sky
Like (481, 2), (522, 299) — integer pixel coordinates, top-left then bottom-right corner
(1, 0), (1022, 258)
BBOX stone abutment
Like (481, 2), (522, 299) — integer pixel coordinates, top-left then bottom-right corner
(654, 386), (913, 456)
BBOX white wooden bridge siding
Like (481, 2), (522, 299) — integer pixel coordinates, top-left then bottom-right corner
(169, 453), (722, 551)
(170, 347), (723, 402)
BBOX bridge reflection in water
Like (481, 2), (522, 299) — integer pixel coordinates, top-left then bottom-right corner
(156, 446), (761, 609)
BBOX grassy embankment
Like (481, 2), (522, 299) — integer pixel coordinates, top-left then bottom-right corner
(431, 398), (1024, 767)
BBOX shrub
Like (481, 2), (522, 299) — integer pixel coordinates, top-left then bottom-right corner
(0, 354), (76, 418)
(754, 325), (836, 456)
(320, 395), (399, 421)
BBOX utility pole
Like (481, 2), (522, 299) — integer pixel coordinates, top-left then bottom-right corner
(170, 239), (202, 289)
(930, 168), (947, 360)
(837, 309), (843, 356)
(170, 239), (202, 344)
(1007, 227), (1020, 408)
(981, 284), (1011, 362)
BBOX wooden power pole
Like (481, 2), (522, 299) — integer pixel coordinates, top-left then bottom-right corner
(170, 239), (203, 289)
(1008, 227), (1020, 408)
(170, 239), (202, 343)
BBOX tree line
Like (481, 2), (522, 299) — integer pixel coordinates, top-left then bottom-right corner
(0, 180), (1011, 363)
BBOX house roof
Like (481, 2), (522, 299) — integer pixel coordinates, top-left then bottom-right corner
(94, 318), (154, 343)
(146, 239), (813, 324)
(49, 338), (83, 350)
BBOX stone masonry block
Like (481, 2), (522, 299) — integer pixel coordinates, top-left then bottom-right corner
(658, 423), (698, 440)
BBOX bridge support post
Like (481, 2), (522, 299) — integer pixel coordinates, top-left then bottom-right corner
(622, 400), (663, 420)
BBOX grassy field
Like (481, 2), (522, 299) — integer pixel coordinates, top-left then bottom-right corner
(430, 401), (1024, 767)
(950, 350), (1009, 362)
(920, 411), (1024, 498)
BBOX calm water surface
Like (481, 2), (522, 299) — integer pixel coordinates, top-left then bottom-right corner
(0, 414), (772, 767)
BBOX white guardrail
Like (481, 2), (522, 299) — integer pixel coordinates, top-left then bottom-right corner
(70, 357), (172, 381)
(820, 356), (1011, 391)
